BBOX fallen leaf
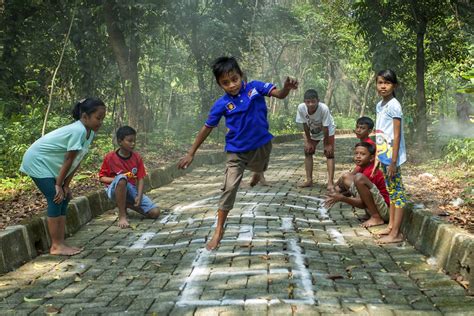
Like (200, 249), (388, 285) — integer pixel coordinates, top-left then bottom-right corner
(107, 248), (119, 253)
(45, 305), (61, 315)
(260, 255), (270, 261)
(349, 306), (365, 312)
(288, 272), (293, 279)
(130, 224), (137, 230)
(240, 243), (254, 248)
(74, 276), (82, 282)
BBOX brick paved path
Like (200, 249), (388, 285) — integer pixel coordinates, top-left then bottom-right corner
(1, 139), (473, 315)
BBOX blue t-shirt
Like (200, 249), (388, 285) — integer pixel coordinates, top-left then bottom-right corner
(375, 98), (407, 166)
(205, 80), (275, 152)
(20, 120), (95, 179)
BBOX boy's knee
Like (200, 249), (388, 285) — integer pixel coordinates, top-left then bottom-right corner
(116, 178), (127, 187)
(146, 208), (160, 219)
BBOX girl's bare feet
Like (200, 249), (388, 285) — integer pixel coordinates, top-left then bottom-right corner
(375, 227), (392, 236)
(361, 217), (385, 228)
(298, 180), (313, 188)
(50, 244), (82, 256)
(377, 233), (403, 244)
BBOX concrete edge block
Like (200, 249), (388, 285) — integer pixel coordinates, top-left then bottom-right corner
(432, 224), (459, 270)
(404, 208), (431, 249)
(23, 216), (50, 258)
(72, 196), (92, 226)
(0, 226), (31, 273)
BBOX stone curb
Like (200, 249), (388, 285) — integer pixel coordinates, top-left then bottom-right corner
(401, 204), (473, 294)
(0, 134), (302, 275)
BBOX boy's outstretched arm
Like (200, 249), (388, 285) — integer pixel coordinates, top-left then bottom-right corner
(270, 77), (298, 99)
(177, 125), (213, 169)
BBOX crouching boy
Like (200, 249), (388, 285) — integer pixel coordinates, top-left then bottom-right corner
(325, 142), (390, 228)
(99, 126), (160, 228)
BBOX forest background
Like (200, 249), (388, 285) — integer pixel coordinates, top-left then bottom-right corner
(0, 0), (473, 230)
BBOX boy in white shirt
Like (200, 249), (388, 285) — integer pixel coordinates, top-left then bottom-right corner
(295, 89), (336, 191)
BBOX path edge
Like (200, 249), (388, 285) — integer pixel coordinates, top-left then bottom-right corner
(400, 204), (473, 294)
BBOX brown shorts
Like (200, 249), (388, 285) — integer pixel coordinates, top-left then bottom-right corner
(218, 141), (272, 211)
(349, 182), (389, 222)
(304, 135), (335, 158)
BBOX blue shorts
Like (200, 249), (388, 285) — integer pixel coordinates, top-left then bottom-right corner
(106, 175), (157, 213)
(31, 177), (70, 217)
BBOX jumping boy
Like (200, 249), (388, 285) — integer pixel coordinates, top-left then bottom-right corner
(296, 89), (336, 191)
(99, 126), (160, 228)
(178, 56), (298, 250)
(325, 142), (390, 228)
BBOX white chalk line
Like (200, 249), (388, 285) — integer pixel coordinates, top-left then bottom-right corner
(176, 213), (318, 307)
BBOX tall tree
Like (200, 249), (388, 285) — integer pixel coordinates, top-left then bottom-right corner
(103, 0), (147, 131)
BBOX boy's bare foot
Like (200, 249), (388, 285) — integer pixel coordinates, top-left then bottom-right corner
(50, 244), (82, 256)
(361, 217), (385, 228)
(206, 230), (224, 250)
(377, 233), (403, 244)
(298, 181), (313, 188)
(118, 217), (130, 229)
(250, 173), (261, 187)
(259, 175), (270, 186)
(375, 227), (392, 236)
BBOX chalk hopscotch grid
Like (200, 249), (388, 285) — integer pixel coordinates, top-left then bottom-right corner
(126, 191), (347, 306)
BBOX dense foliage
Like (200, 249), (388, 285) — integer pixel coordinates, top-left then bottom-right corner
(0, 0), (472, 184)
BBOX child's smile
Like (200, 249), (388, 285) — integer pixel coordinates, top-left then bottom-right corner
(353, 146), (373, 167)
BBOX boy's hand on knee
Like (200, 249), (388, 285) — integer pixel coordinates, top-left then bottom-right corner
(304, 141), (315, 154)
(324, 144), (334, 157)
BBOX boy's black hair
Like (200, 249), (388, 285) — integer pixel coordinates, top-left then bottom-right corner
(354, 141), (376, 155)
(304, 89), (319, 100)
(356, 116), (374, 130)
(116, 126), (136, 141)
(211, 56), (243, 83)
(72, 97), (105, 120)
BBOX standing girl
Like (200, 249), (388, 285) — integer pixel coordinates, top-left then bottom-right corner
(374, 69), (407, 244)
(20, 98), (106, 255)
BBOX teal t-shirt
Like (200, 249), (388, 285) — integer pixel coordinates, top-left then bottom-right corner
(20, 120), (95, 179)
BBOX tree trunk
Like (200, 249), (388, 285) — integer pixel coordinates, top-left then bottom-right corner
(324, 61), (336, 106)
(360, 74), (375, 117)
(415, 27), (427, 143)
(103, 0), (146, 131)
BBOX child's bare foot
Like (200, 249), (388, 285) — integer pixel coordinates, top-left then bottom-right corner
(250, 173), (261, 187)
(377, 233), (403, 244)
(361, 217), (385, 228)
(259, 174), (270, 186)
(118, 217), (130, 229)
(298, 180), (313, 188)
(375, 227), (392, 236)
(327, 184), (335, 193)
(206, 230), (224, 250)
(50, 244), (82, 256)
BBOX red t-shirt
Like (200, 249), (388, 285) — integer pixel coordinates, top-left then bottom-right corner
(354, 162), (390, 206)
(99, 150), (146, 186)
(362, 137), (375, 147)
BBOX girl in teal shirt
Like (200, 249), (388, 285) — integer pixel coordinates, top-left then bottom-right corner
(20, 98), (106, 255)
